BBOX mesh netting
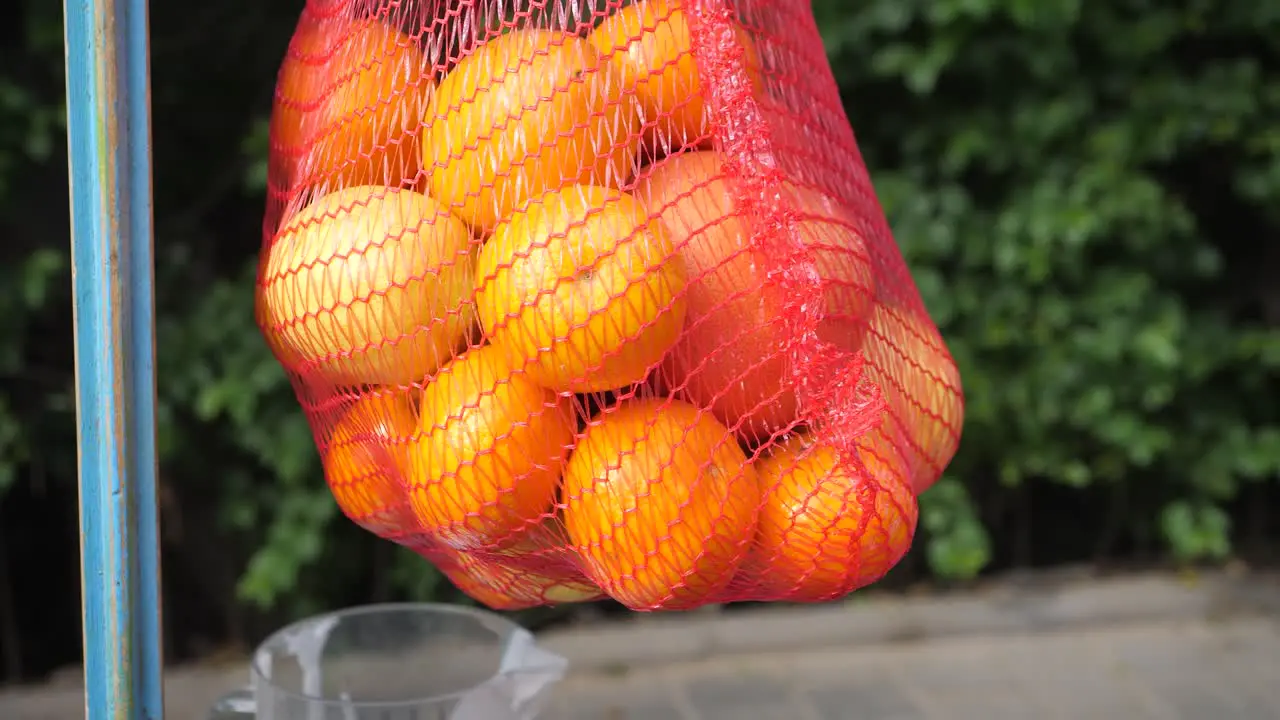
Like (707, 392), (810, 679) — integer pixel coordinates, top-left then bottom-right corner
(255, 0), (964, 611)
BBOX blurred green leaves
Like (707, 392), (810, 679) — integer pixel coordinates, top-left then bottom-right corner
(823, 0), (1280, 577)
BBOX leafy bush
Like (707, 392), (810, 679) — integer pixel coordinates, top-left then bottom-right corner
(814, 0), (1280, 576)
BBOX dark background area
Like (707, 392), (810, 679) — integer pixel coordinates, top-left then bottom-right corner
(1, 0), (1278, 686)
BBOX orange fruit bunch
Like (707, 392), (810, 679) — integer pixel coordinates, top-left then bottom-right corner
(254, 0), (963, 612)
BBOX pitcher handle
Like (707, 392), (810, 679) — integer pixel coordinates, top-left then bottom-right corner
(206, 687), (256, 719)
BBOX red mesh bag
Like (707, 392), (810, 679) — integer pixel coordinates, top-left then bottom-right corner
(255, 0), (964, 612)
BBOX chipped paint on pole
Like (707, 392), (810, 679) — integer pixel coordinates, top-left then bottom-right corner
(63, 0), (164, 717)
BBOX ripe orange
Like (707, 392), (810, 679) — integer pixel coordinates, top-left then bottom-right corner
(323, 388), (420, 538)
(258, 186), (476, 388)
(631, 150), (876, 442)
(562, 398), (759, 610)
(489, 513), (611, 585)
(863, 301), (964, 494)
(752, 428), (917, 601)
(474, 184), (687, 393)
(422, 28), (642, 233)
(408, 343), (576, 550)
(588, 0), (765, 151)
(254, 273), (300, 369)
(271, 16), (431, 193)
(437, 551), (604, 611)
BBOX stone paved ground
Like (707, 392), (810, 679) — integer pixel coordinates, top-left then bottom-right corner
(546, 616), (1280, 720)
(3, 569), (1278, 719)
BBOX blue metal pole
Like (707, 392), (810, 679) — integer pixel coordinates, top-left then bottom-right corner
(63, 0), (164, 717)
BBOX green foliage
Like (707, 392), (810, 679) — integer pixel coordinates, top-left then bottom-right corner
(816, 0), (1280, 576)
(0, 0), (1276, 665)
(0, 0), (447, 630)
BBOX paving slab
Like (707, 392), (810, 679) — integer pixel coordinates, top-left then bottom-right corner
(545, 616), (1280, 720)
(538, 568), (1280, 669)
(2, 569), (1277, 719)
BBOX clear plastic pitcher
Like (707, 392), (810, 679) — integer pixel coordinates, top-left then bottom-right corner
(205, 603), (567, 720)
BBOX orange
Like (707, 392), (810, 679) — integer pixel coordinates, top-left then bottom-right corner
(437, 551), (604, 611)
(254, 272), (300, 369)
(863, 301), (964, 494)
(258, 186), (476, 388)
(490, 513), (584, 567)
(562, 398), (759, 610)
(474, 184), (687, 393)
(323, 388), (420, 538)
(271, 16), (431, 193)
(753, 428), (918, 601)
(631, 150), (876, 443)
(587, 0), (765, 151)
(408, 343), (576, 550)
(422, 28), (642, 233)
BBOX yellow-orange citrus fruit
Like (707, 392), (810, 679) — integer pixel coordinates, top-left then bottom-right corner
(863, 301), (964, 494)
(323, 388), (420, 538)
(254, 272), (301, 369)
(587, 0), (765, 151)
(753, 428), (917, 601)
(437, 551), (604, 611)
(422, 28), (642, 233)
(409, 343), (575, 550)
(562, 398), (759, 610)
(272, 16), (431, 192)
(631, 150), (876, 442)
(474, 184), (687, 393)
(259, 186), (476, 388)
(489, 513), (583, 566)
